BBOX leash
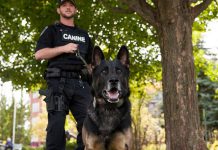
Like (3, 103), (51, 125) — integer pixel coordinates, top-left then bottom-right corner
(76, 48), (89, 68)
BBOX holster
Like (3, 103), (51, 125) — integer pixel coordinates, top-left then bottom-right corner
(39, 78), (69, 113)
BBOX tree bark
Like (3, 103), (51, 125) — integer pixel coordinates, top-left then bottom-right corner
(156, 1), (206, 149)
(118, 0), (212, 149)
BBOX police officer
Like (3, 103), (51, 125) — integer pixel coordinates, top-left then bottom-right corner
(35, 0), (93, 150)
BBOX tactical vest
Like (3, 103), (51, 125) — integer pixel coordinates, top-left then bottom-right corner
(48, 23), (90, 70)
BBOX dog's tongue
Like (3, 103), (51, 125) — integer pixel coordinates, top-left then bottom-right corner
(107, 91), (119, 100)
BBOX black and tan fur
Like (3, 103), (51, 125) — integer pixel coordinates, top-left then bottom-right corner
(82, 46), (132, 150)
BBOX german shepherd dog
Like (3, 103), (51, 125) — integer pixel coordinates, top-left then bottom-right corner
(82, 46), (132, 150)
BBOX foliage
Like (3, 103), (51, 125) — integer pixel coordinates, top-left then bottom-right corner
(194, 47), (218, 139)
(0, 0), (216, 91)
(0, 0), (217, 90)
(15, 97), (31, 145)
(0, 0), (161, 90)
(0, 0), (218, 149)
(198, 71), (218, 130)
(209, 140), (218, 150)
(65, 141), (77, 150)
(0, 94), (30, 145)
(130, 81), (164, 149)
(0, 96), (13, 141)
(22, 146), (45, 150)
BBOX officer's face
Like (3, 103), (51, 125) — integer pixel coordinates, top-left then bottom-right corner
(57, 2), (77, 19)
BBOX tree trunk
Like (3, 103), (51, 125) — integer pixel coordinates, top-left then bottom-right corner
(119, 0), (212, 149)
(157, 1), (206, 150)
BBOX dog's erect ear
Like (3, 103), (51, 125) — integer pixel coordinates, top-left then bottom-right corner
(92, 46), (105, 67)
(117, 45), (129, 68)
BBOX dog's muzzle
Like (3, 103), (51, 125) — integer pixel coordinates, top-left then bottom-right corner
(103, 78), (121, 103)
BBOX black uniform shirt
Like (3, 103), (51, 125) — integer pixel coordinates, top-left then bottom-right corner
(35, 23), (93, 71)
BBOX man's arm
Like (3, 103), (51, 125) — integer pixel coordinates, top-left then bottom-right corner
(35, 43), (78, 60)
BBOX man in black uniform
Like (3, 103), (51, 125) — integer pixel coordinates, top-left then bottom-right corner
(35, 0), (93, 150)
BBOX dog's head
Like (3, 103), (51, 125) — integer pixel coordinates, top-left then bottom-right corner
(91, 45), (130, 105)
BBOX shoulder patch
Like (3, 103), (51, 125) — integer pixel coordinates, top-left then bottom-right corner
(40, 26), (48, 36)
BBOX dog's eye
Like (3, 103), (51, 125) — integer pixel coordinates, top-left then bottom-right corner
(116, 68), (122, 74)
(101, 69), (108, 75)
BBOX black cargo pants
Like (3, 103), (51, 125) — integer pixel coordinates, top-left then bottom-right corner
(45, 77), (92, 150)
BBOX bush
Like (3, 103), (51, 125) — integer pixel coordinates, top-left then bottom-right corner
(22, 146), (45, 150)
(66, 141), (77, 150)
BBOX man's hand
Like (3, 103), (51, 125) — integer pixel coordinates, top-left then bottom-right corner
(63, 43), (78, 53)
(35, 43), (79, 60)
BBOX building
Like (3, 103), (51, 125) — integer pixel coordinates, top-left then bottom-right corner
(29, 92), (46, 147)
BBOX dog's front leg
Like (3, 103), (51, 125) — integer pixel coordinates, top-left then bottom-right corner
(82, 127), (105, 150)
(108, 128), (132, 150)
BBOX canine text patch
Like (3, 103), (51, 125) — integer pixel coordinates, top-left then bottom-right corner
(62, 31), (86, 43)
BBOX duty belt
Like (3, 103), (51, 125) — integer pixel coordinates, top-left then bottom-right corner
(45, 68), (80, 79)
(60, 71), (80, 78)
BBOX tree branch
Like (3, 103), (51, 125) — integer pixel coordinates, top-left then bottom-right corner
(191, 0), (213, 20)
(119, 0), (158, 27)
(99, 0), (134, 14)
(152, 0), (158, 7)
(111, 7), (135, 14)
(189, 0), (199, 3)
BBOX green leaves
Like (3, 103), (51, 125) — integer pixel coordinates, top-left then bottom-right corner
(0, 95), (30, 144)
(0, 0), (217, 91)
